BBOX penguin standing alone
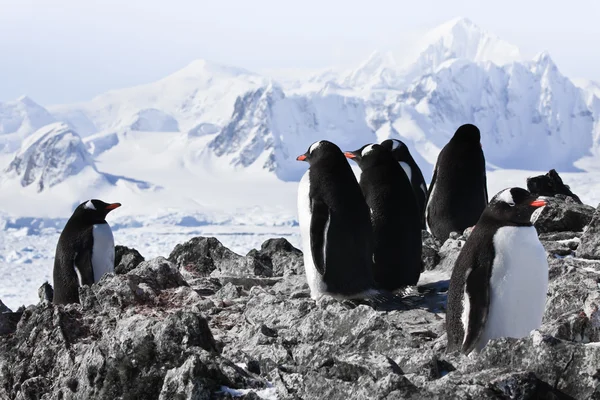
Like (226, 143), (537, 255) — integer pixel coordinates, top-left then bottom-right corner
(53, 199), (121, 304)
(380, 139), (428, 229)
(296, 140), (378, 300)
(446, 188), (548, 354)
(426, 124), (488, 242)
(345, 143), (422, 290)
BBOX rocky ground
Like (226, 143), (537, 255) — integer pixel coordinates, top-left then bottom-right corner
(1, 195), (600, 399)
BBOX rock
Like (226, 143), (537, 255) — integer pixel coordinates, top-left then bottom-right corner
(4, 231), (600, 398)
(578, 204), (600, 260)
(38, 281), (54, 303)
(421, 231), (441, 271)
(532, 196), (595, 234)
(0, 258), (270, 399)
(0, 299), (10, 313)
(168, 237), (273, 279)
(527, 169), (583, 204)
(246, 238), (304, 276)
(0, 311), (22, 336)
(434, 236), (465, 274)
(114, 245), (145, 274)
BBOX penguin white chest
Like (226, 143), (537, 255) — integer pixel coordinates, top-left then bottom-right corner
(297, 171), (328, 299)
(91, 223), (115, 282)
(476, 226), (548, 350)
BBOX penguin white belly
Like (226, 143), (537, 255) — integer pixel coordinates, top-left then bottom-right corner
(297, 171), (328, 300)
(399, 161), (412, 182)
(475, 226), (548, 350)
(91, 223), (115, 282)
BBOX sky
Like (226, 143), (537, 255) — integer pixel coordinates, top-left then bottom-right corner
(1, 0), (599, 105)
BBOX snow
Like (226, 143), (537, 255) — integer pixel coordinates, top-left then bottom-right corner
(2, 17), (600, 311)
(220, 385), (278, 399)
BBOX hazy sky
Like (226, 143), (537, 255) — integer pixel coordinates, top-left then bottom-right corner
(1, 0), (598, 105)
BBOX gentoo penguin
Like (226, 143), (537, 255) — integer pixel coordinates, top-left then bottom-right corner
(296, 140), (377, 300)
(53, 199), (121, 305)
(446, 187), (548, 355)
(426, 124), (488, 242)
(345, 143), (422, 290)
(380, 138), (428, 229)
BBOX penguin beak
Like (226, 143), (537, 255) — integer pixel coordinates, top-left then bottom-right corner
(296, 154), (307, 161)
(530, 199), (546, 207)
(344, 152), (357, 159)
(105, 203), (121, 211)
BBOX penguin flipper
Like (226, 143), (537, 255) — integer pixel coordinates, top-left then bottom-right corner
(310, 198), (330, 276)
(75, 248), (95, 286)
(461, 266), (490, 354)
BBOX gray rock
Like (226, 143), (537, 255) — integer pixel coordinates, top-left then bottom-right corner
(532, 196), (595, 234)
(246, 238), (304, 276)
(421, 230), (441, 271)
(0, 299), (10, 313)
(37, 281), (54, 304)
(114, 245), (145, 274)
(168, 237), (273, 279)
(578, 204), (600, 260)
(3, 229), (600, 399)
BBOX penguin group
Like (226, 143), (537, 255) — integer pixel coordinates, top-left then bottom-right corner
(296, 123), (551, 354)
(49, 122), (554, 356)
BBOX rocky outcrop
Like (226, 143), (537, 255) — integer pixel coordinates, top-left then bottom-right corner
(114, 245), (145, 274)
(532, 196), (595, 233)
(578, 204), (600, 260)
(1, 222), (600, 399)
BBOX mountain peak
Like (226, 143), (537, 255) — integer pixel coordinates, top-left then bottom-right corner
(6, 123), (97, 192)
(411, 17), (522, 69)
(169, 59), (258, 81)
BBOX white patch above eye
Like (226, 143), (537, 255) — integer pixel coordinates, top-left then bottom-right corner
(361, 144), (375, 157)
(391, 140), (403, 150)
(496, 189), (515, 206)
(84, 200), (96, 210)
(309, 141), (322, 154)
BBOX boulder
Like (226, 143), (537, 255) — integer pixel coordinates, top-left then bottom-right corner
(114, 245), (145, 274)
(578, 204), (600, 260)
(532, 196), (595, 234)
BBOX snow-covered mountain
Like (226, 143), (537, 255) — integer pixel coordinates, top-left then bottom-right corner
(0, 96), (56, 153)
(48, 60), (268, 134)
(1, 17), (599, 210)
(3, 123), (101, 192)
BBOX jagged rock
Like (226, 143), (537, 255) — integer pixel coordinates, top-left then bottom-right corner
(37, 281), (54, 303)
(532, 196), (595, 233)
(578, 204), (600, 260)
(527, 169), (583, 204)
(114, 245), (145, 274)
(0, 299), (10, 314)
(245, 238), (303, 276)
(0, 257), (270, 399)
(168, 237), (273, 279)
(3, 230), (600, 398)
(421, 231), (441, 271)
(434, 236), (465, 274)
(0, 311), (22, 336)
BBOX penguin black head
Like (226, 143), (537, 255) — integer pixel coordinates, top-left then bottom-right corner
(343, 143), (392, 170)
(380, 139), (410, 162)
(486, 188), (546, 225)
(296, 140), (345, 164)
(451, 124), (481, 146)
(72, 199), (121, 224)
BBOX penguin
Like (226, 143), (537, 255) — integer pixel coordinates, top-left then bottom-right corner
(380, 138), (428, 229)
(426, 124), (488, 242)
(446, 187), (548, 355)
(344, 143), (422, 290)
(296, 140), (378, 300)
(53, 199), (121, 305)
